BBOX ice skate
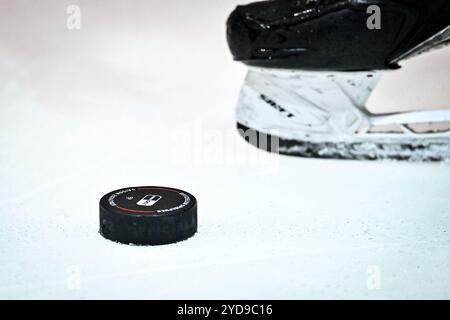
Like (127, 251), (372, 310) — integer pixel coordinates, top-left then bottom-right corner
(227, 0), (450, 161)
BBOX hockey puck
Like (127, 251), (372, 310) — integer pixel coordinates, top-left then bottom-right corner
(99, 186), (197, 245)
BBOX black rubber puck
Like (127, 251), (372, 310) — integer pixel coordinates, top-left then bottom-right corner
(99, 186), (197, 245)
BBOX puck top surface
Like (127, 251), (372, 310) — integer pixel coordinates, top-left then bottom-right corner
(100, 187), (194, 216)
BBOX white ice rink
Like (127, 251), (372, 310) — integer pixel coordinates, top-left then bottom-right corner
(1, 0), (450, 299)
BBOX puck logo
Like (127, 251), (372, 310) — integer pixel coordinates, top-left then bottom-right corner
(136, 194), (162, 207)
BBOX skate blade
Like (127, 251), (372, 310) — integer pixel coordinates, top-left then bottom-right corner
(237, 123), (450, 162)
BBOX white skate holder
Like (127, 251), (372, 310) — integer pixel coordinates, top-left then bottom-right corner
(236, 68), (450, 161)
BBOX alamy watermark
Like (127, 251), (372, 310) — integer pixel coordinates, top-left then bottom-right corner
(366, 265), (382, 290)
(66, 5), (81, 30)
(367, 5), (381, 30)
(170, 122), (280, 175)
(66, 265), (82, 290)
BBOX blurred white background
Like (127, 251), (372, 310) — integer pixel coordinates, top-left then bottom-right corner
(0, 0), (449, 299)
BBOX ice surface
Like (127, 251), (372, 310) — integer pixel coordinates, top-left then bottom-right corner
(0, 0), (450, 299)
